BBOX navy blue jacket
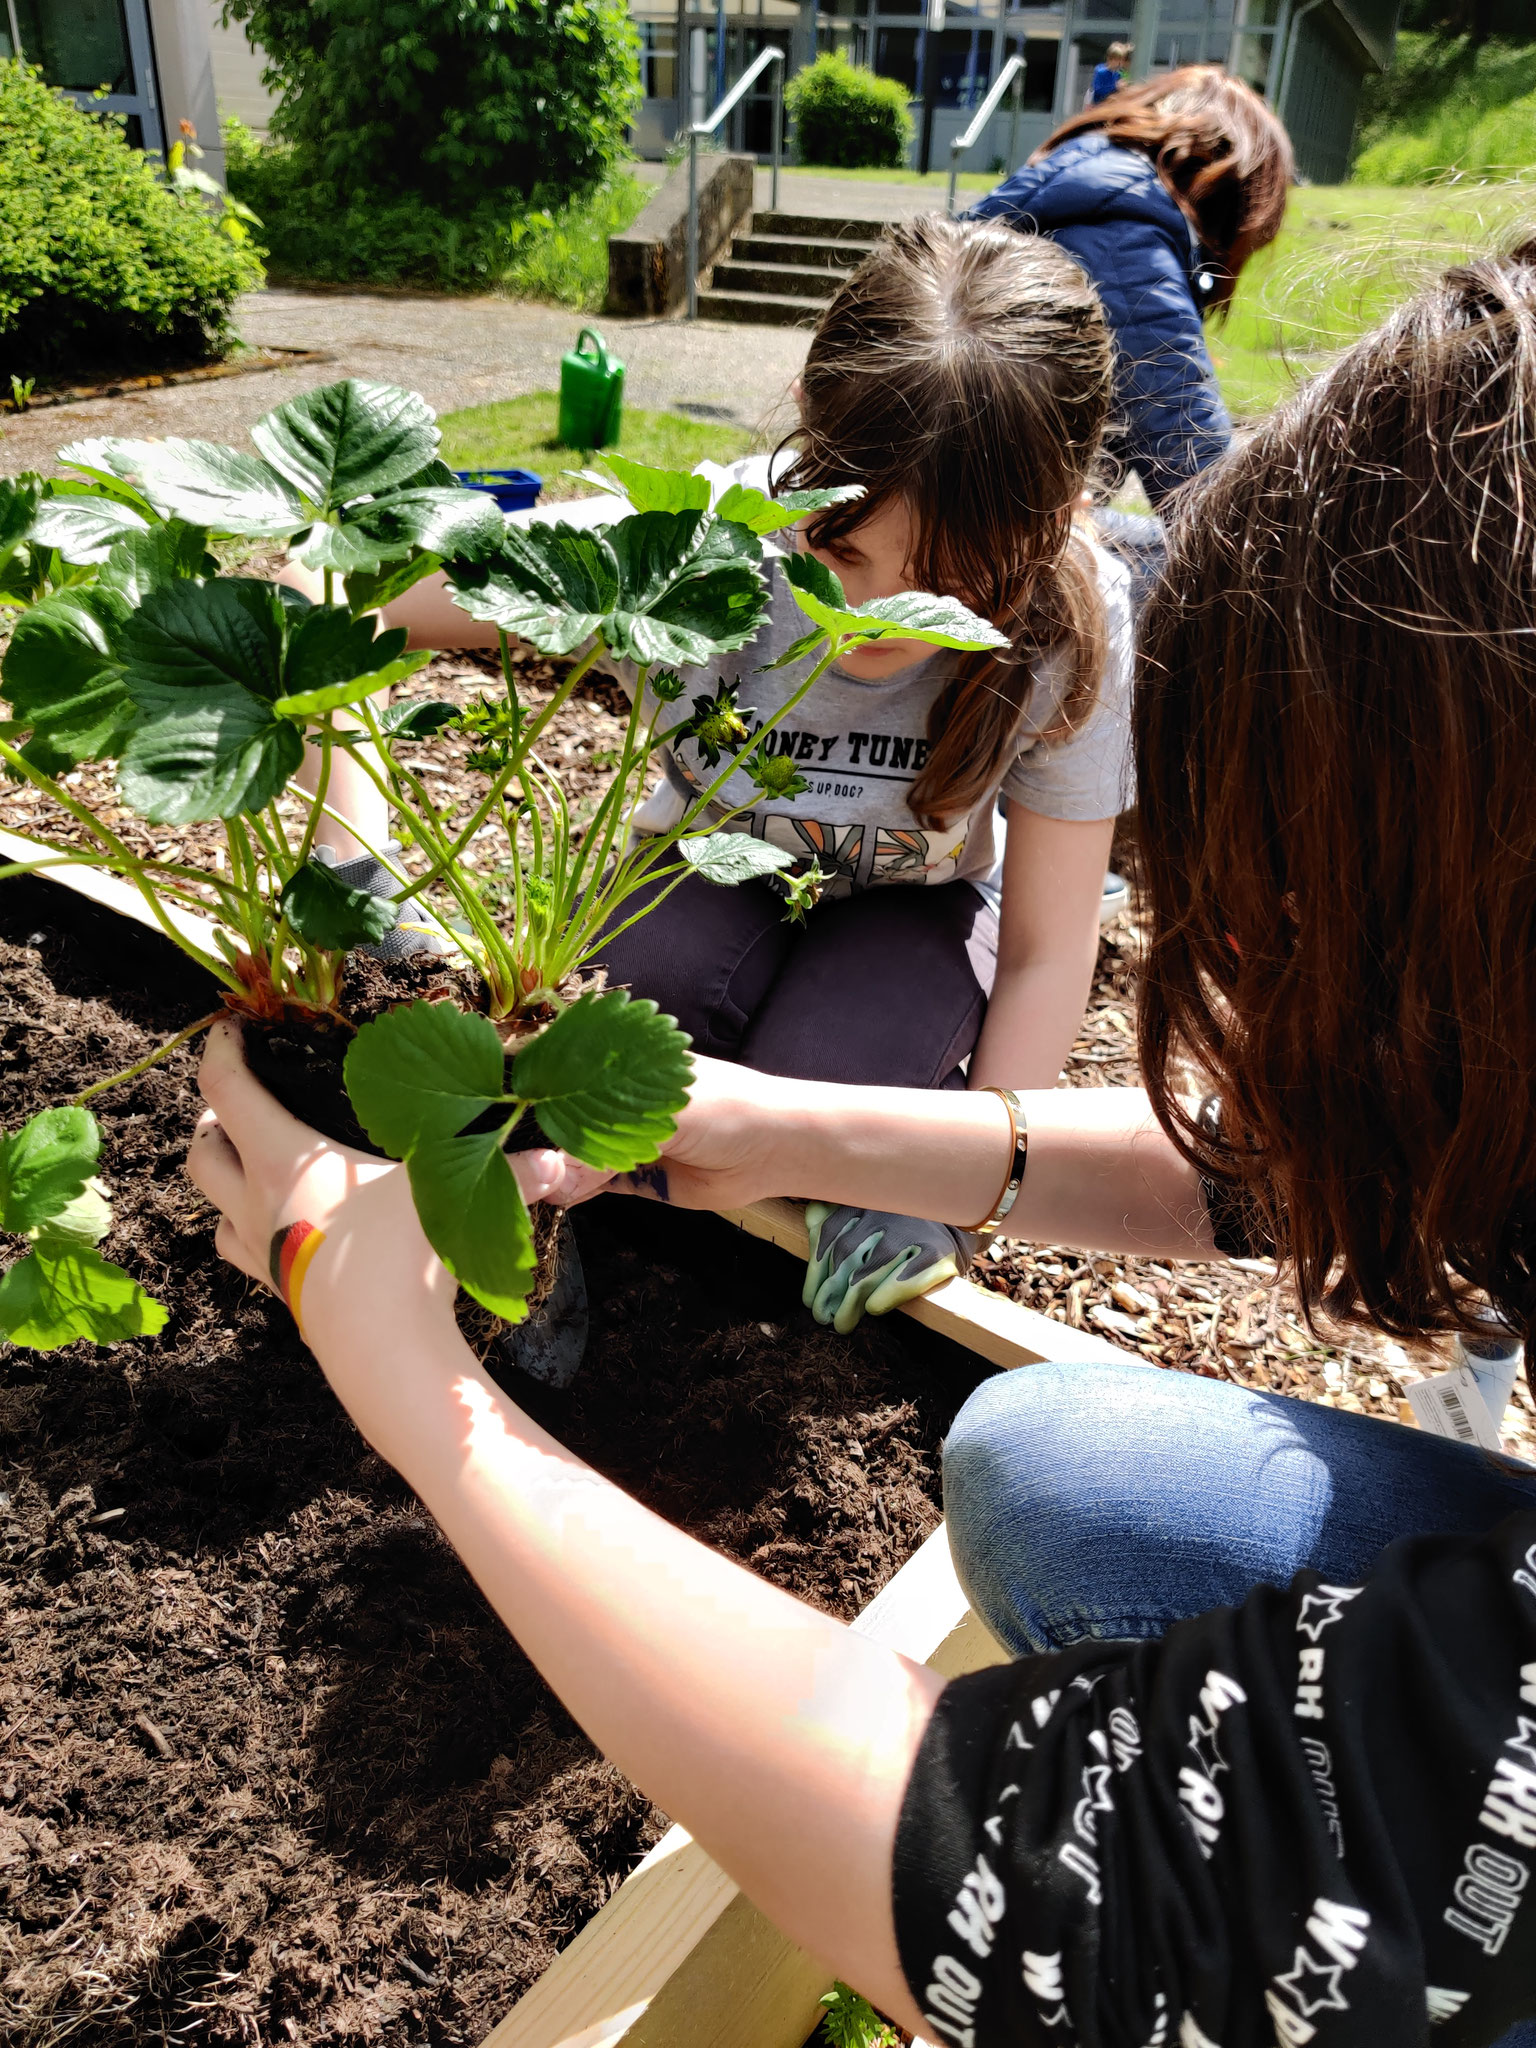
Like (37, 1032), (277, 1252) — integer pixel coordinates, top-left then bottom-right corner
(966, 132), (1232, 508)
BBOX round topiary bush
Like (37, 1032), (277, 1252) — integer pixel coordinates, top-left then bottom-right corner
(786, 53), (914, 171)
(222, 0), (641, 216)
(0, 61), (264, 383)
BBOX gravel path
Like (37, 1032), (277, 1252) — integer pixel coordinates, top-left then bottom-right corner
(0, 291), (809, 477)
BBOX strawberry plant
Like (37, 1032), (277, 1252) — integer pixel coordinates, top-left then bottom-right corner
(0, 1108), (165, 1349)
(0, 380), (1006, 1332)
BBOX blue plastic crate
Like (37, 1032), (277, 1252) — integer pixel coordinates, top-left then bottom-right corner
(454, 467), (542, 513)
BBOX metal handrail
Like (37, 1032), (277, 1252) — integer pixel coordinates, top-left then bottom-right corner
(946, 51), (1027, 216)
(686, 43), (785, 321)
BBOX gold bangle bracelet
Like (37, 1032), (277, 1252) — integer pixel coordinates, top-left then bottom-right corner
(964, 1087), (1028, 1235)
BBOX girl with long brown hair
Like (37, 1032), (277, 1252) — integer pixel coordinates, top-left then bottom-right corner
(197, 240), (1536, 2043)
(970, 64), (1293, 508)
(336, 215), (1137, 1336)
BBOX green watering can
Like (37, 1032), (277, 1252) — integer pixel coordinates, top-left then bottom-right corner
(558, 327), (625, 451)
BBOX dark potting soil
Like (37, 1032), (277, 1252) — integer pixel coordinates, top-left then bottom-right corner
(0, 876), (993, 2047)
(240, 952), (483, 1156)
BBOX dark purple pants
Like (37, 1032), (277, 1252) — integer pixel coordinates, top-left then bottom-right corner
(593, 873), (999, 1089)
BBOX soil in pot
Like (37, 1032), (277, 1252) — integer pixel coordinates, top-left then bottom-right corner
(0, 874), (993, 2047)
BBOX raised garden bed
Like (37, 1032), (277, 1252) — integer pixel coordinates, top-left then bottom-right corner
(0, 870), (1022, 2047)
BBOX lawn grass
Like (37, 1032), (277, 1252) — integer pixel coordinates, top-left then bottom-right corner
(1354, 34), (1536, 187)
(1213, 179), (1536, 418)
(437, 392), (756, 497)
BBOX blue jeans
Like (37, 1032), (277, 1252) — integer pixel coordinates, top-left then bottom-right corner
(942, 1361), (1536, 2048)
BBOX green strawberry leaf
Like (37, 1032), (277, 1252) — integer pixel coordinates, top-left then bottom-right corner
(676, 832), (796, 885)
(344, 1000), (506, 1157)
(97, 521), (217, 605)
(756, 625), (826, 672)
(599, 453), (712, 514)
(713, 482), (863, 535)
(0, 1107), (100, 1236)
(117, 577), (287, 700)
(512, 990), (693, 1171)
(54, 439), (158, 515)
(116, 683), (304, 822)
(272, 605), (428, 716)
(342, 484), (504, 561)
(343, 551), (443, 618)
(0, 1247), (167, 1348)
(29, 492), (150, 564)
(779, 552), (1009, 651)
(251, 380), (441, 512)
(446, 521), (620, 654)
(1, 588), (136, 771)
(291, 520), (392, 577)
(279, 860), (399, 951)
(373, 697), (459, 739)
(133, 439), (307, 537)
(604, 510), (769, 666)
(0, 475), (42, 564)
(34, 1183), (113, 1251)
(406, 1130), (535, 1321)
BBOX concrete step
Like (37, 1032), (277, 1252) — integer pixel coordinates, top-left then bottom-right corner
(711, 259), (841, 301)
(696, 287), (825, 327)
(753, 210), (896, 242)
(732, 232), (880, 270)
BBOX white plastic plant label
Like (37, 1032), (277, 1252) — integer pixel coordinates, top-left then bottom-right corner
(1405, 1362), (1503, 1450)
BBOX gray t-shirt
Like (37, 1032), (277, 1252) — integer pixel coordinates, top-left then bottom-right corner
(520, 465), (1134, 904)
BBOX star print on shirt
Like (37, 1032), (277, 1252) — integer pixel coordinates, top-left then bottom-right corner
(1187, 1713), (1227, 1782)
(1296, 1586), (1364, 1643)
(1274, 1946), (1351, 2018)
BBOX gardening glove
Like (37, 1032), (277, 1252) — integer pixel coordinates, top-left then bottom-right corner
(313, 842), (456, 961)
(803, 1202), (976, 1335)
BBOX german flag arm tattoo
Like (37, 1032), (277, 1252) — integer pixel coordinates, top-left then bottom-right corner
(269, 1220), (326, 1336)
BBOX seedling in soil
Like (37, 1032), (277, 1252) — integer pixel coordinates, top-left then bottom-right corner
(0, 381), (1006, 1335)
(0, 1108), (165, 1348)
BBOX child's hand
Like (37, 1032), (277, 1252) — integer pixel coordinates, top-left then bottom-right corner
(603, 1054), (803, 1211)
(186, 1020), (578, 1467)
(803, 1204), (975, 1332)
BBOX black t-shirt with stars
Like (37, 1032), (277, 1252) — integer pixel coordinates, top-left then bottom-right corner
(893, 1513), (1536, 2046)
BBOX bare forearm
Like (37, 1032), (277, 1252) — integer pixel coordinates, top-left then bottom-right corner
(748, 1075), (1214, 1258)
(391, 1338), (936, 2029)
(969, 952), (1099, 1091)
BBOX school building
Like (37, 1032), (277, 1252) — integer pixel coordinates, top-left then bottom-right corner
(629, 0), (1402, 185)
(0, 0), (1399, 193)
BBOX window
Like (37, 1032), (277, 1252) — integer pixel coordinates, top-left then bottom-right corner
(13, 0), (133, 92)
(638, 20), (677, 102)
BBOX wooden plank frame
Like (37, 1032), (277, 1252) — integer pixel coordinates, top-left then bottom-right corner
(2, 825), (1135, 2048)
(483, 1523), (1006, 2048)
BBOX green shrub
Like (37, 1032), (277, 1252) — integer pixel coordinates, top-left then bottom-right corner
(1354, 33), (1536, 183)
(221, 0), (640, 215)
(786, 54), (913, 171)
(0, 62), (263, 383)
(225, 118), (647, 298)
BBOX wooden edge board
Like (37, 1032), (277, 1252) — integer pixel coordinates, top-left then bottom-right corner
(483, 1525), (1008, 2048)
(722, 1196), (1137, 1371)
(0, 824), (230, 957)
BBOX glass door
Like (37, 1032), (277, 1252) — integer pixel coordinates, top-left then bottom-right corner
(11, 0), (164, 153)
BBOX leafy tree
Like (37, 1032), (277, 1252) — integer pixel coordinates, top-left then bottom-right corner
(221, 0), (641, 214)
(0, 62), (262, 382)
